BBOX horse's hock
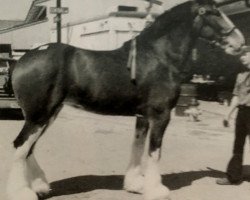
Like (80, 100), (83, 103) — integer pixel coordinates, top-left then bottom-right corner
(175, 84), (198, 116)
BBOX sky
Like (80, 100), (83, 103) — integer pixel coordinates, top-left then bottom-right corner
(0, 0), (189, 21)
(0, 0), (33, 20)
(0, 0), (228, 21)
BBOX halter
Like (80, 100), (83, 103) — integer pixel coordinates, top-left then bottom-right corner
(192, 7), (237, 46)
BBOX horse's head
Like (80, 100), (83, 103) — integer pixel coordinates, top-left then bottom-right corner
(192, 0), (245, 55)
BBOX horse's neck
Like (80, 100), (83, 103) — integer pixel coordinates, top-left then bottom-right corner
(136, 4), (196, 68)
(137, 1), (193, 41)
(138, 22), (195, 68)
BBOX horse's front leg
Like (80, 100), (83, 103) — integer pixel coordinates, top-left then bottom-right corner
(144, 110), (171, 200)
(124, 116), (149, 194)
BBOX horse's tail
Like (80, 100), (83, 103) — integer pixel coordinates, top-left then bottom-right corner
(3, 58), (17, 95)
(248, 134), (250, 152)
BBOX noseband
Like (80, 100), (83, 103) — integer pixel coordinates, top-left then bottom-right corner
(192, 7), (236, 46)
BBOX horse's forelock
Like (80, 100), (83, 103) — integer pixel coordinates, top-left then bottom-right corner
(194, 0), (215, 6)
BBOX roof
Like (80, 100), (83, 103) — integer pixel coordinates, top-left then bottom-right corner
(0, 20), (23, 30)
(218, 0), (250, 15)
(24, 0), (47, 23)
(34, 0), (50, 4)
(0, 0), (47, 32)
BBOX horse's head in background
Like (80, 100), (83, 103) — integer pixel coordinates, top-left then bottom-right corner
(192, 0), (245, 55)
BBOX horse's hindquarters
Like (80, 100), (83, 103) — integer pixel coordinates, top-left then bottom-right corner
(12, 47), (68, 123)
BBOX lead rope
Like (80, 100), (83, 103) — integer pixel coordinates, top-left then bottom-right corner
(127, 23), (138, 84)
(127, 0), (155, 84)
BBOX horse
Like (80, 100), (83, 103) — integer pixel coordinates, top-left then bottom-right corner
(7, 0), (245, 200)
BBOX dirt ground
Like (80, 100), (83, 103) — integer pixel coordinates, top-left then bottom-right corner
(0, 101), (250, 200)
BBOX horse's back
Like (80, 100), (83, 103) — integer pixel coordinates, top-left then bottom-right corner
(64, 46), (139, 115)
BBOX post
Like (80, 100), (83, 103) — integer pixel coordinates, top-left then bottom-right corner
(56, 0), (61, 43)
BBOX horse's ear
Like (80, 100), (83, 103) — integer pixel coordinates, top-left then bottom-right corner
(194, 0), (215, 5)
(191, 0), (215, 16)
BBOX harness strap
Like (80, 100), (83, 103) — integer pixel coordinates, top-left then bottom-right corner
(127, 1), (155, 83)
(127, 38), (137, 83)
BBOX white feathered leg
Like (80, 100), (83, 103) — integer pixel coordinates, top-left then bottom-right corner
(143, 115), (171, 200)
(124, 116), (149, 194)
(27, 154), (50, 195)
(144, 149), (170, 200)
(7, 124), (46, 200)
(7, 134), (41, 200)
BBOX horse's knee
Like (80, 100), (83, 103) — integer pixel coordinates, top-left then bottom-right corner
(135, 116), (149, 140)
(14, 138), (38, 160)
(149, 134), (164, 155)
(136, 117), (149, 132)
(13, 122), (45, 159)
(148, 116), (170, 154)
(13, 122), (35, 148)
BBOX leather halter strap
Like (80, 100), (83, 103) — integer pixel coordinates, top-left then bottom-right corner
(127, 38), (137, 84)
(192, 7), (236, 45)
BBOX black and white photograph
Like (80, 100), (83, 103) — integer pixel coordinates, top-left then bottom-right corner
(0, 0), (250, 200)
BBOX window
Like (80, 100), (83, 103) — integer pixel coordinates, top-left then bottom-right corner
(118, 6), (138, 12)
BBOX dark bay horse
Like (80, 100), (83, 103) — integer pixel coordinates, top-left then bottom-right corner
(7, 1), (245, 200)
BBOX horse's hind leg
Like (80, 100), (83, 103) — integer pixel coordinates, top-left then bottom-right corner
(124, 116), (149, 194)
(144, 110), (171, 200)
(27, 154), (50, 195)
(7, 105), (63, 200)
(7, 121), (48, 200)
(26, 105), (62, 196)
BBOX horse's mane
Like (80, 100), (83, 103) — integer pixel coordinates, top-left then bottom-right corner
(136, 1), (194, 42)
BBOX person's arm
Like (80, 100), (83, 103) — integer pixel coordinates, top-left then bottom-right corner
(223, 95), (239, 127)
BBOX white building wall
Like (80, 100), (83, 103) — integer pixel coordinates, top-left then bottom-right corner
(48, 0), (162, 50)
(1, 0), (163, 50)
(41, 0), (162, 30)
(51, 15), (147, 50)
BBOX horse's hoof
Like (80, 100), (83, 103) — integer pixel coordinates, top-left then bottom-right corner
(124, 166), (145, 194)
(124, 174), (144, 194)
(144, 184), (170, 200)
(8, 187), (38, 200)
(123, 170), (145, 194)
(31, 178), (51, 195)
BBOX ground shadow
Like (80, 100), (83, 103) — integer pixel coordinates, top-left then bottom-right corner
(162, 167), (225, 190)
(42, 168), (226, 199)
(43, 175), (124, 199)
(0, 109), (23, 120)
(243, 165), (250, 181)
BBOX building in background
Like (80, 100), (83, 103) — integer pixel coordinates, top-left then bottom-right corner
(0, 0), (163, 52)
(0, 0), (249, 52)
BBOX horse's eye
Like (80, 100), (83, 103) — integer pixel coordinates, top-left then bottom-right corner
(212, 9), (221, 16)
(198, 7), (206, 15)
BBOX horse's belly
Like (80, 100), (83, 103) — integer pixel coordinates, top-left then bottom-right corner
(64, 95), (138, 116)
